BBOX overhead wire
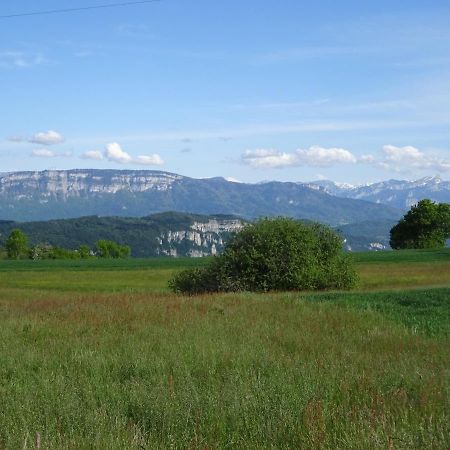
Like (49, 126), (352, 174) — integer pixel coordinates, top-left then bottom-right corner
(0, 0), (162, 19)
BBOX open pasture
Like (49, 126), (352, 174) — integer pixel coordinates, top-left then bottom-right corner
(0, 249), (449, 448)
(0, 249), (449, 293)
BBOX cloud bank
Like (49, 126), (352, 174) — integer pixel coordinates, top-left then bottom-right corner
(31, 149), (72, 158)
(242, 144), (450, 173)
(242, 146), (357, 168)
(379, 145), (450, 172)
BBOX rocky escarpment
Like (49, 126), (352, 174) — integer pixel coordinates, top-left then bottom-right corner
(157, 219), (246, 257)
(0, 169), (182, 199)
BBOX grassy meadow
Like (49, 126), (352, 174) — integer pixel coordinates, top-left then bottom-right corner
(0, 249), (449, 448)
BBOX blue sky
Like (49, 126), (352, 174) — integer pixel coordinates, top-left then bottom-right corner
(1, 0), (450, 184)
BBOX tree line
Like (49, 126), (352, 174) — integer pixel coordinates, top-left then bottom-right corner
(0, 199), (448, 268)
(1, 229), (130, 260)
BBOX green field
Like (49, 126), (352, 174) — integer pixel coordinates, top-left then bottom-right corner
(0, 250), (449, 448)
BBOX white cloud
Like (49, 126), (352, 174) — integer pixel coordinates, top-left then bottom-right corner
(31, 149), (57, 158)
(354, 145), (450, 173)
(29, 130), (65, 146)
(359, 154), (376, 164)
(379, 145), (450, 172)
(134, 154), (164, 165)
(242, 149), (297, 168)
(105, 142), (164, 166)
(242, 144), (450, 172)
(81, 150), (103, 161)
(31, 149), (72, 158)
(297, 146), (357, 166)
(105, 142), (132, 163)
(242, 146), (357, 168)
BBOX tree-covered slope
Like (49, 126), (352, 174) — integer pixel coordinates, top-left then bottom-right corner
(0, 212), (245, 258)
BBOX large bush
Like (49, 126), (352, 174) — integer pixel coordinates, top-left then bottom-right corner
(169, 218), (357, 294)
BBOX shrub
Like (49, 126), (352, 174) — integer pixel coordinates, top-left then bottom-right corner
(78, 245), (92, 259)
(29, 244), (82, 260)
(95, 240), (131, 259)
(169, 218), (357, 294)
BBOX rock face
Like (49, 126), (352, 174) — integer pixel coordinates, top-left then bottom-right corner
(0, 169), (401, 225)
(0, 169), (182, 198)
(157, 219), (245, 257)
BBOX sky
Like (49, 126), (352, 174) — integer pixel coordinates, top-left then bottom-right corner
(1, 0), (450, 184)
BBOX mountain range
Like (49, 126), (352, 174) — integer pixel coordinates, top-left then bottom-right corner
(0, 169), (401, 225)
(1, 169), (448, 252)
(306, 176), (449, 210)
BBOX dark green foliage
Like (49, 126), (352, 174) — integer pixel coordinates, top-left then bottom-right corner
(0, 213), (239, 257)
(167, 266), (219, 294)
(390, 199), (450, 249)
(29, 244), (93, 260)
(95, 240), (131, 259)
(5, 229), (28, 259)
(0, 212), (410, 257)
(170, 218), (357, 294)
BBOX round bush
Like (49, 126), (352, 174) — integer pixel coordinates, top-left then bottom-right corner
(169, 218), (357, 294)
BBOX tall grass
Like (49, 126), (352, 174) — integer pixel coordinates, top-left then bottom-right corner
(0, 289), (448, 448)
(0, 249), (448, 448)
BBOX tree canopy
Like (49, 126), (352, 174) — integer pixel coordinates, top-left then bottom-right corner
(169, 217), (357, 294)
(5, 229), (28, 259)
(390, 199), (450, 249)
(95, 240), (131, 259)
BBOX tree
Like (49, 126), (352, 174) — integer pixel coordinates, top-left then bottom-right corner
(95, 240), (131, 259)
(5, 229), (28, 259)
(169, 217), (357, 294)
(390, 199), (450, 249)
(78, 245), (91, 259)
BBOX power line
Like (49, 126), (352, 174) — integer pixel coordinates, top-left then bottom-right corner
(0, 0), (162, 19)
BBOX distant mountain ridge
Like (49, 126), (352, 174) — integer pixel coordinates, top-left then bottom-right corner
(0, 169), (401, 225)
(306, 176), (450, 210)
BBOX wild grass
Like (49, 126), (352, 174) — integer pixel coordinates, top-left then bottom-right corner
(0, 249), (448, 448)
(1, 249), (449, 293)
(1, 289), (449, 449)
(351, 247), (450, 264)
